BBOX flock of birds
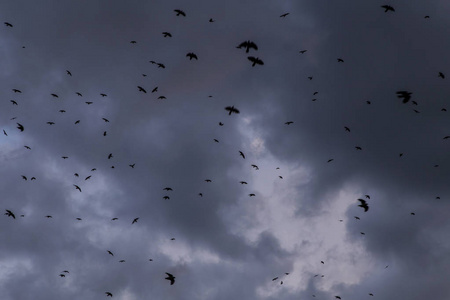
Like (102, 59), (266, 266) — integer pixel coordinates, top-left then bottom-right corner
(0, 4), (446, 299)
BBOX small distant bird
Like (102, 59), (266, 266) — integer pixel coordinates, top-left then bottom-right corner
(107, 250), (114, 256)
(132, 217), (139, 224)
(130, 40), (137, 44)
(62, 156), (68, 159)
(439, 72), (445, 79)
(59, 274), (65, 277)
(74, 185), (81, 192)
(424, 16), (430, 19)
(239, 151), (245, 159)
(21, 175), (27, 180)
(119, 260), (125, 263)
(10, 100), (18, 105)
(251, 164), (259, 170)
(24, 145), (31, 149)
(240, 181), (248, 184)
(91, 168), (97, 171)
(248, 56), (264, 66)
(163, 196), (170, 200)
(280, 13), (289, 17)
(337, 58), (344, 62)
(308, 76), (313, 80)
(12, 89), (21, 93)
(327, 159), (334, 163)
(272, 277), (278, 281)
(17, 123), (24, 132)
(199, 193), (203, 197)
(249, 193), (256, 197)
(152, 87), (158, 93)
(365, 195), (370, 199)
(219, 122), (224, 126)
(355, 216), (360, 220)
(165, 272), (176, 285)
(442, 108), (447, 111)
(66, 70), (72, 76)
(163, 187), (173, 191)
(225, 106), (240, 115)
(102, 118), (110, 122)
(158, 96), (166, 99)
(299, 50), (307, 54)
(85, 176), (91, 180)
(186, 52), (198, 60)
(162, 32), (172, 37)
(129, 163), (135, 168)
(4, 22), (13, 27)
(285, 121), (294, 125)
(45, 215), (52, 218)
(108, 153), (113, 159)
(76, 218), (82, 220)
(411, 212), (415, 215)
(5, 210), (15, 219)
(51, 93), (58, 98)
(381, 5), (395, 12)
(209, 18), (215, 22)
(355, 146), (362, 150)
(344, 126), (351, 132)
(205, 179), (212, 182)
(396, 91), (412, 103)
(111, 218), (118, 221)
(105, 292), (113, 297)
(138, 86), (147, 93)
(174, 9), (186, 16)
(237, 41), (258, 53)
(157, 63), (165, 68)
(100, 93), (107, 97)
(3, 130), (7, 136)
(335, 296), (342, 300)
(103, 131), (107, 136)
(214, 139), (219, 143)
(74, 173), (79, 177)
(358, 199), (369, 212)
(76, 92), (82, 96)
(47, 122), (55, 125)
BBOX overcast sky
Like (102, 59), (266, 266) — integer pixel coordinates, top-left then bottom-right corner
(1, 0), (450, 299)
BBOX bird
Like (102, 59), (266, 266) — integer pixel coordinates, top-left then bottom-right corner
(205, 179), (212, 182)
(214, 139), (219, 143)
(107, 250), (114, 256)
(130, 40), (137, 44)
(31, 177), (36, 180)
(3, 130), (7, 136)
(163, 196), (170, 200)
(85, 176), (91, 180)
(335, 296), (342, 300)
(439, 72), (445, 79)
(12, 89), (21, 93)
(76, 92), (82, 96)
(186, 52), (198, 60)
(21, 175), (27, 180)
(174, 9), (186, 16)
(236, 41), (258, 53)
(59, 274), (66, 277)
(248, 56), (264, 66)
(16, 123), (24, 132)
(225, 106), (240, 115)
(105, 292), (113, 297)
(45, 215), (52, 218)
(102, 118), (110, 122)
(239, 151), (245, 159)
(165, 272), (176, 285)
(358, 199), (369, 212)
(355, 146), (362, 150)
(209, 18), (215, 22)
(59, 110), (66, 113)
(249, 193), (256, 197)
(76, 218), (82, 220)
(162, 32), (172, 37)
(108, 153), (113, 159)
(327, 159), (334, 163)
(396, 91), (412, 103)
(381, 5), (395, 12)
(62, 156), (68, 159)
(152, 87), (158, 93)
(157, 63), (165, 68)
(199, 193), (203, 197)
(66, 70), (72, 76)
(132, 217), (139, 224)
(344, 126), (351, 132)
(24, 145), (31, 150)
(51, 93), (58, 98)
(337, 58), (344, 62)
(5, 210), (15, 219)
(251, 164), (259, 170)
(138, 86), (147, 93)
(163, 187), (173, 191)
(129, 163), (135, 168)
(4, 22), (13, 27)
(354, 216), (360, 220)
(74, 184), (82, 192)
(240, 181), (248, 184)
(47, 122), (55, 125)
(280, 13), (289, 17)
(103, 131), (107, 136)
(424, 15), (430, 19)
(119, 260), (125, 263)
(272, 277), (278, 281)
(299, 50), (307, 54)
(285, 121), (294, 125)
(111, 218), (118, 221)
(158, 96), (166, 100)
(100, 93), (107, 97)
(10, 100), (18, 105)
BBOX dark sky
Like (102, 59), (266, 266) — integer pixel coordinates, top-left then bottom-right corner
(1, 1), (450, 299)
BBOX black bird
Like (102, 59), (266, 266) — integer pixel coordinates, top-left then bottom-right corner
(76, 92), (82, 96)
(327, 159), (334, 163)
(5, 210), (15, 219)
(163, 187), (173, 191)
(10, 100), (18, 105)
(299, 50), (307, 54)
(236, 41), (258, 53)
(358, 199), (369, 212)
(219, 122), (224, 126)
(439, 72), (445, 79)
(162, 32), (172, 37)
(16, 123), (24, 132)
(3, 130), (7, 136)
(396, 91), (412, 103)
(22, 175), (27, 180)
(138, 86), (147, 93)
(12, 89), (21, 93)
(280, 13), (289, 17)
(186, 52), (198, 60)
(102, 118), (110, 122)
(24, 145), (31, 150)
(225, 106), (240, 115)
(158, 96), (166, 100)
(344, 126), (351, 132)
(66, 70), (72, 76)
(381, 5), (395, 12)
(163, 196), (170, 200)
(249, 193), (256, 197)
(100, 93), (107, 97)
(74, 185), (82, 192)
(285, 121), (294, 125)
(129, 163), (135, 168)
(248, 56), (264, 66)
(152, 87), (158, 93)
(165, 272), (176, 285)
(205, 179), (212, 182)
(59, 274), (66, 277)
(130, 40), (137, 44)
(209, 18), (215, 22)
(240, 181), (248, 184)
(157, 63), (165, 68)
(47, 122), (55, 125)
(105, 292), (113, 297)
(45, 215), (52, 218)
(4, 22), (13, 27)
(108, 153), (113, 159)
(51, 93), (58, 98)
(174, 9), (186, 16)
(85, 175), (91, 180)
(214, 139), (219, 143)
(251, 164), (259, 170)
(239, 151), (245, 159)
(111, 218), (118, 221)
(61, 156), (68, 159)
(355, 146), (362, 150)
(337, 58), (344, 62)
(132, 217), (139, 224)
(107, 250), (114, 256)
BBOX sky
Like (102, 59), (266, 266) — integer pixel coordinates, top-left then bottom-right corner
(1, 0), (450, 299)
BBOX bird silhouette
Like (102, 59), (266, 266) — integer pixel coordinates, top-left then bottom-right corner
(239, 151), (245, 159)
(248, 56), (264, 66)
(105, 292), (113, 297)
(205, 179), (212, 182)
(4, 22), (13, 27)
(240, 181), (248, 184)
(76, 92), (82, 96)
(138, 86), (147, 93)
(74, 185), (82, 192)
(337, 58), (344, 62)
(225, 106), (240, 115)
(439, 72), (445, 79)
(186, 52), (198, 60)
(5, 210), (15, 219)
(358, 199), (369, 212)
(3, 130), (7, 136)
(132, 218), (139, 224)
(16, 123), (24, 132)
(174, 9), (186, 16)
(251, 164), (259, 170)
(163, 187), (173, 191)
(344, 126), (351, 132)
(100, 93), (107, 97)
(12, 89), (21, 93)
(162, 32), (172, 37)
(21, 175), (27, 180)
(107, 250), (114, 256)
(381, 5), (395, 12)
(10, 100), (18, 105)
(396, 91), (412, 103)
(102, 118), (110, 122)
(236, 41), (258, 53)
(280, 13), (289, 17)
(299, 50), (307, 54)
(165, 272), (176, 285)
(285, 121), (294, 125)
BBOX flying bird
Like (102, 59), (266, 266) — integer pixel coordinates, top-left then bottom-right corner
(225, 106), (240, 115)
(138, 86), (147, 93)
(10, 100), (18, 105)
(51, 93), (58, 98)
(24, 146), (31, 150)
(344, 126), (351, 132)
(108, 153), (113, 159)
(174, 9), (186, 16)
(46, 122), (55, 125)
(285, 121), (294, 125)
(152, 87), (158, 93)
(12, 89), (21, 93)
(74, 185), (82, 192)
(251, 164), (259, 170)
(299, 50), (307, 54)
(247, 56), (264, 66)
(240, 181), (248, 184)
(100, 93), (107, 97)
(280, 13), (289, 17)
(102, 118), (110, 122)
(337, 58), (344, 62)
(358, 199), (369, 212)
(439, 72), (445, 79)
(396, 91), (412, 103)
(132, 218), (139, 224)
(5, 210), (15, 219)
(236, 41), (258, 53)
(76, 92), (82, 96)
(21, 175), (27, 180)
(105, 292), (113, 297)
(381, 5), (395, 12)
(107, 250), (114, 256)
(3, 130), (7, 136)
(16, 123), (24, 132)
(162, 32), (172, 37)
(4, 22), (13, 27)
(66, 70), (72, 76)
(186, 52), (198, 60)
(165, 272), (176, 285)
(239, 151), (245, 159)
(163, 187), (173, 191)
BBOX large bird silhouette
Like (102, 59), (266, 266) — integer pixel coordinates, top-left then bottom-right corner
(237, 41), (258, 53)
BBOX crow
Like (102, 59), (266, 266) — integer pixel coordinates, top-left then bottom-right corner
(186, 52), (198, 60)
(337, 58), (344, 62)
(163, 187), (173, 191)
(299, 50), (307, 54)
(138, 86), (147, 93)
(17, 123), (24, 131)
(280, 13), (289, 17)
(396, 91), (412, 103)
(239, 151), (245, 159)
(162, 32), (172, 37)
(4, 22), (13, 27)
(381, 5), (395, 12)
(100, 93), (107, 97)
(21, 175), (27, 180)
(251, 164), (259, 170)
(439, 72), (445, 79)
(107, 250), (114, 256)
(132, 217), (139, 224)
(66, 70), (72, 76)
(102, 118), (110, 122)
(74, 185), (82, 192)
(108, 153), (113, 159)
(10, 100), (18, 105)
(225, 106), (240, 115)
(51, 93), (58, 98)
(157, 63), (165, 68)
(152, 87), (158, 93)
(47, 122), (55, 125)
(248, 56), (264, 66)
(344, 126), (351, 132)
(105, 292), (113, 297)
(5, 210), (15, 219)
(76, 92), (82, 96)
(358, 199), (369, 212)
(12, 89), (21, 93)
(285, 121), (294, 125)
(240, 181), (248, 184)
(236, 41), (258, 53)
(174, 9), (186, 16)
(130, 40), (137, 44)
(165, 272), (176, 285)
